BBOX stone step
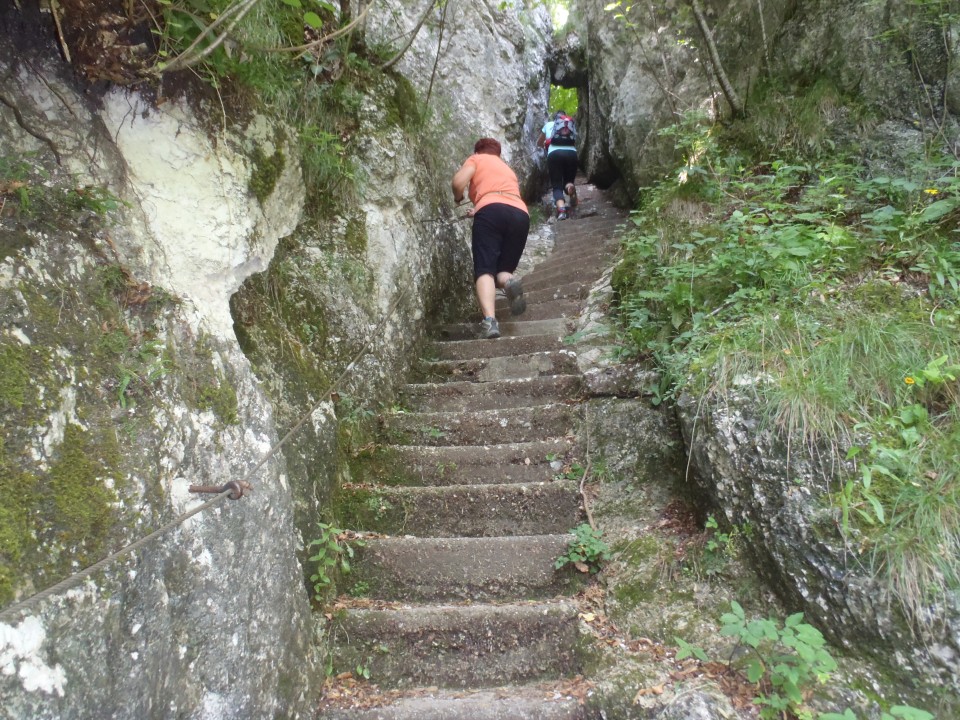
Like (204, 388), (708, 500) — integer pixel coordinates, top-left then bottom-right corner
(495, 298), (579, 322)
(438, 317), (570, 342)
(521, 262), (608, 294)
(337, 480), (584, 536)
(542, 236), (619, 262)
(427, 336), (569, 362)
(319, 685), (587, 720)
(494, 280), (591, 311)
(350, 438), (576, 487)
(553, 224), (625, 247)
(383, 403), (579, 446)
(400, 374), (582, 412)
(415, 349), (579, 383)
(524, 248), (611, 282)
(330, 601), (582, 689)
(349, 535), (581, 602)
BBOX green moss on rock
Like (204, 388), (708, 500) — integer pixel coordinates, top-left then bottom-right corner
(0, 344), (29, 411)
(0, 438), (40, 604)
(197, 373), (240, 426)
(47, 424), (122, 563)
(249, 145), (286, 204)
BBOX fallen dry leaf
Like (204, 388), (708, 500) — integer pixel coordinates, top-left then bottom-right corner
(633, 684), (665, 702)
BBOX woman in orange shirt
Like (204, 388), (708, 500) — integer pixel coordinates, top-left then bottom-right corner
(451, 138), (529, 339)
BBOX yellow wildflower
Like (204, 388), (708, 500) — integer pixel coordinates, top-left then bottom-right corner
(924, 188), (939, 195)
(905, 376), (916, 385)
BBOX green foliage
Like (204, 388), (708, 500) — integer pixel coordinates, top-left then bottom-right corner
(307, 522), (363, 601)
(548, 85), (578, 117)
(719, 601), (837, 719)
(115, 339), (173, 410)
(149, 0), (400, 220)
(347, 580), (370, 597)
(612, 108), (960, 625)
(675, 603), (931, 719)
(696, 514), (751, 578)
(555, 523), (610, 573)
(552, 457), (585, 482)
(0, 154), (121, 222)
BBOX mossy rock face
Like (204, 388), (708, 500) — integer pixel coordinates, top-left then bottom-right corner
(332, 485), (408, 533)
(344, 444), (424, 487)
(249, 144), (286, 204)
(0, 186), (248, 605)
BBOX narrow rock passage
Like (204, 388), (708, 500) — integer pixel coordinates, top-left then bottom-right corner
(319, 184), (627, 719)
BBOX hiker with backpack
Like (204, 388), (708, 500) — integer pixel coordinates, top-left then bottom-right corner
(537, 110), (578, 220)
(451, 137), (529, 340)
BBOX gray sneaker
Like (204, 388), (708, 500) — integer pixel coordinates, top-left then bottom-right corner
(504, 278), (527, 316)
(480, 316), (500, 339)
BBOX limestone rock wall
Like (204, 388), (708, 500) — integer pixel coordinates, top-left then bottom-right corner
(0, 46), (316, 718)
(0, 0), (554, 716)
(568, 0), (960, 707)
(363, 0), (553, 196)
(571, 0), (954, 200)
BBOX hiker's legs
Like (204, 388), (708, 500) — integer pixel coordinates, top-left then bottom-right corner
(475, 273), (497, 318)
(472, 204), (529, 316)
(547, 153), (567, 212)
(495, 207), (530, 315)
(558, 152), (579, 208)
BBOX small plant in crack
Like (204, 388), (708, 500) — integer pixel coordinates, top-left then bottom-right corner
(555, 523), (609, 574)
(307, 523), (364, 600)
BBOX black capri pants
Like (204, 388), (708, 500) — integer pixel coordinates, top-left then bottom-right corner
(471, 203), (529, 280)
(547, 150), (578, 201)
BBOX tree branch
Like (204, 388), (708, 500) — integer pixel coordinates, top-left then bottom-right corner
(157, 0), (260, 75)
(690, 0), (744, 117)
(379, 0), (435, 71)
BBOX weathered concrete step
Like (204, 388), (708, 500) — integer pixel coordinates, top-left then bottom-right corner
(319, 685), (587, 720)
(330, 601), (581, 689)
(553, 221), (626, 245)
(350, 535), (581, 601)
(337, 480), (584, 536)
(428, 335), (567, 362)
(555, 213), (625, 228)
(383, 403), (579, 446)
(542, 236), (619, 262)
(400, 375), (582, 411)
(438, 317), (570, 342)
(495, 298), (579, 322)
(521, 263), (608, 294)
(494, 281), (591, 311)
(524, 250), (611, 284)
(416, 349), (579, 383)
(352, 438), (576, 486)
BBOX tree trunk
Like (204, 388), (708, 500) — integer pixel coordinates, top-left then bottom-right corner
(690, 0), (745, 117)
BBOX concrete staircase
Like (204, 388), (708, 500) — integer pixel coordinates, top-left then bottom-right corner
(320, 185), (626, 719)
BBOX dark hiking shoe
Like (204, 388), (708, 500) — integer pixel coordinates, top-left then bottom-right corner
(480, 316), (501, 339)
(565, 183), (578, 208)
(504, 278), (527, 316)
(557, 209), (568, 221)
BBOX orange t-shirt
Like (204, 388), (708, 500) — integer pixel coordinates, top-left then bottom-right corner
(466, 154), (529, 215)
